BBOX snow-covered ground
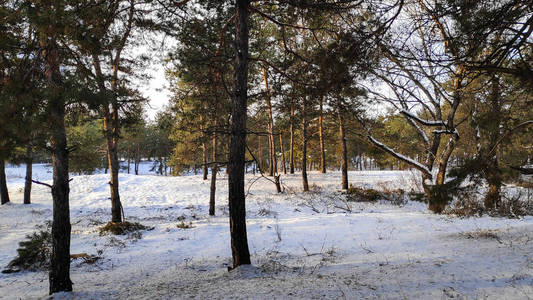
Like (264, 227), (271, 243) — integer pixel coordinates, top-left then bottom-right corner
(1, 164), (533, 299)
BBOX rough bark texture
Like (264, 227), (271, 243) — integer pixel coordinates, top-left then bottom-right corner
(42, 36), (72, 294)
(0, 160), (9, 205)
(228, 0), (251, 268)
(24, 146), (33, 204)
(301, 97), (309, 192)
(319, 98), (326, 173)
(289, 103), (295, 174)
(338, 107), (348, 190)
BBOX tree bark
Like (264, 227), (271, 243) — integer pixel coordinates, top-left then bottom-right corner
(319, 97), (326, 173)
(228, 0), (251, 268)
(289, 102), (295, 174)
(338, 107), (348, 190)
(279, 132), (287, 174)
(103, 106), (122, 223)
(42, 36), (72, 294)
(258, 135), (263, 173)
(24, 145), (33, 204)
(262, 65), (277, 177)
(209, 117), (218, 216)
(301, 97), (309, 192)
(201, 122), (208, 180)
(0, 160), (9, 205)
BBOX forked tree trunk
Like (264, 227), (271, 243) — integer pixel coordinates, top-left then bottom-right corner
(228, 0), (251, 268)
(301, 97), (309, 192)
(338, 107), (348, 190)
(42, 36), (72, 294)
(289, 103), (295, 174)
(279, 133), (287, 174)
(319, 97), (326, 173)
(0, 160), (9, 205)
(24, 145), (33, 204)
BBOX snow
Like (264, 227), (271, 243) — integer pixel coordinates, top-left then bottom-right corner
(1, 165), (533, 299)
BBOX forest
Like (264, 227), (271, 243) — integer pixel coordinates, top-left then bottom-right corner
(1, 0), (533, 298)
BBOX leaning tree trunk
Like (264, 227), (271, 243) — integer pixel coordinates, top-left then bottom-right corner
(319, 97), (326, 173)
(301, 97), (309, 192)
(289, 103), (295, 174)
(104, 106), (122, 223)
(42, 36), (72, 294)
(228, 0), (251, 269)
(338, 107), (348, 190)
(0, 160), (10, 205)
(24, 145), (33, 204)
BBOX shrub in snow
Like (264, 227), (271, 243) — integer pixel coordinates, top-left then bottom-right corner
(346, 185), (380, 202)
(3, 228), (52, 273)
(176, 221), (194, 229)
(99, 221), (153, 236)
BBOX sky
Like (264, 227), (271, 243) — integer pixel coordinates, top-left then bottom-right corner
(142, 62), (172, 120)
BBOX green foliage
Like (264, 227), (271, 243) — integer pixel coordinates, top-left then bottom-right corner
(67, 120), (106, 175)
(99, 221), (154, 236)
(3, 226), (52, 272)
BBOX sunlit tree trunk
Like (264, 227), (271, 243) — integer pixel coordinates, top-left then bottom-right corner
(279, 132), (286, 174)
(289, 103), (295, 174)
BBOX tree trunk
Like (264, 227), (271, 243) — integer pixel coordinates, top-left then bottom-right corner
(279, 132), (287, 174)
(127, 156), (130, 174)
(289, 103), (295, 174)
(135, 146), (140, 175)
(42, 36), (72, 294)
(210, 117), (218, 216)
(24, 145), (33, 204)
(103, 106), (122, 223)
(319, 97), (326, 173)
(0, 160), (9, 205)
(338, 107), (348, 190)
(202, 123), (208, 180)
(228, 0), (251, 269)
(258, 135), (263, 173)
(302, 97), (309, 192)
(226, 135), (230, 175)
(262, 65), (277, 177)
